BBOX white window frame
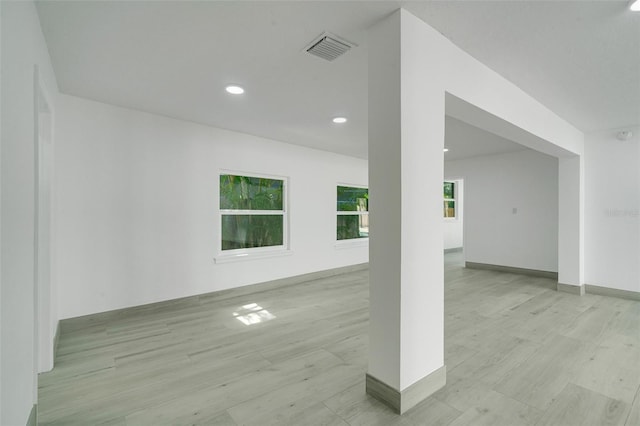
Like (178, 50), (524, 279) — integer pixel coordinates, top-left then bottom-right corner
(215, 170), (291, 263)
(336, 183), (369, 248)
(444, 180), (457, 220)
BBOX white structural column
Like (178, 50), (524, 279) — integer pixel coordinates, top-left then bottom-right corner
(367, 10), (446, 414)
(366, 6), (585, 414)
(558, 155), (585, 294)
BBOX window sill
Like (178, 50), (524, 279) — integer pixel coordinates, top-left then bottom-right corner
(334, 238), (369, 249)
(214, 249), (293, 264)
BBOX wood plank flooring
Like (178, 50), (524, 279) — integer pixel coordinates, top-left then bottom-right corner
(38, 252), (640, 425)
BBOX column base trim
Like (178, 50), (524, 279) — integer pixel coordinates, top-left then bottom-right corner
(557, 282), (585, 296)
(366, 365), (446, 414)
(465, 262), (558, 280)
(585, 284), (640, 301)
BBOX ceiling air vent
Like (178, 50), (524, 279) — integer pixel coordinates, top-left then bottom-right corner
(305, 32), (355, 62)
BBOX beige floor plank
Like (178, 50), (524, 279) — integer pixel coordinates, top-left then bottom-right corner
(322, 381), (451, 426)
(403, 396), (462, 426)
(122, 349), (342, 426)
(447, 390), (542, 426)
(449, 338), (540, 386)
(443, 342), (477, 372)
(258, 321), (367, 364)
(609, 302), (640, 338)
(326, 388), (417, 426)
(558, 304), (620, 343)
(494, 333), (594, 410)
(282, 402), (351, 426)
(40, 351), (272, 422)
(39, 252), (640, 425)
(535, 383), (629, 426)
(124, 402), (236, 426)
(323, 332), (369, 366)
(625, 386), (640, 426)
(227, 363), (363, 425)
(432, 371), (494, 412)
(571, 342), (640, 403)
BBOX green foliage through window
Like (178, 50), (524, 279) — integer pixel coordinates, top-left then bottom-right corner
(444, 181), (456, 218)
(220, 174), (285, 251)
(221, 215), (283, 250)
(444, 182), (455, 199)
(337, 186), (369, 240)
(337, 186), (369, 212)
(220, 175), (283, 210)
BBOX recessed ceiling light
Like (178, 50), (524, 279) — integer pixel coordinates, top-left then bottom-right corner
(631, 0), (640, 11)
(332, 117), (347, 124)
(225, 85), (245, 95)
(443, 148), (449, 152)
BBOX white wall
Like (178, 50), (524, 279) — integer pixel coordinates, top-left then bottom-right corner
(585, 127), (640, 293)
(1, 1), (59, 424)
(55, 94), (368, 319)
(445, 150), (559, 273)
(443, 179), (463, 250)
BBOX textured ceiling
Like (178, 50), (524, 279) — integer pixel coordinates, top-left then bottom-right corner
(36, 1), (640, 159)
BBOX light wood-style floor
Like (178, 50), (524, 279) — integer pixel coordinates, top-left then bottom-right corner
(39, 252), (640, 425)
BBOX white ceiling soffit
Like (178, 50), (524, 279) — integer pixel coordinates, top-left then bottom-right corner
(444, 116), (530, 162)
(36, 1), (640, 160)
(445, 93), (577, 159)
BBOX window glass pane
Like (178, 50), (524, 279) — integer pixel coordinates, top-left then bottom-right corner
(337, 186), (369, 212)
(444, 200), (456, 218)
(444, 182), (455, 199)
(220, 175), (283, 210)
(337, 214), (369, 240)
(221, 215), (283, 250)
